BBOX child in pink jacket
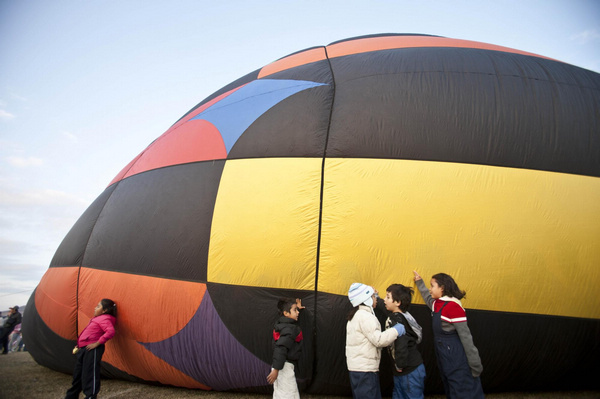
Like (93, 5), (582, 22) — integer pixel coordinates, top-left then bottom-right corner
(65, 298), (117, 399)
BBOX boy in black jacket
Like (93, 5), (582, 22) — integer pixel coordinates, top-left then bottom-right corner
(267, 298), (304, 398)
(382, 284), (425, 399)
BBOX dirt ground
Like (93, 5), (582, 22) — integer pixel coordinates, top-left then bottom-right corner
(0, 352), (598, 399)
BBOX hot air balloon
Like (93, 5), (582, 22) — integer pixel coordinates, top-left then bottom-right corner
(23, 34), (600, 394)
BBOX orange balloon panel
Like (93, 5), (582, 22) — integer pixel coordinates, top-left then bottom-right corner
(326, 35), (554, 60)
(258, 47), (327, 78)
(77, 268), (206, 342)
(35, 267), (79, 340)
(122, 119), (226, 178)
(258, 35), (554, 81)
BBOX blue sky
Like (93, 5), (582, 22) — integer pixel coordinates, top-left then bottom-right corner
(1, 0), (599, 311)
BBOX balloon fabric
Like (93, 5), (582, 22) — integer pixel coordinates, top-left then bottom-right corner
(23, 34), (600, 394)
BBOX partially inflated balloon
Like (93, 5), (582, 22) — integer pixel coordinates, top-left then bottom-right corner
(23, 34), (600, 394)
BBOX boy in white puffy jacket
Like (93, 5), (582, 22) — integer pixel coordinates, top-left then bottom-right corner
(346, 283), (405, 399)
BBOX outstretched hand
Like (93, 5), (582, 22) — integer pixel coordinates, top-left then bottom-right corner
(413, 270), (422, 282)
(296, 298), (305, 310)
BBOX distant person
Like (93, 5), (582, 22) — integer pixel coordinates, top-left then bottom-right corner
(346, 283), (405, 399)
(9, 322), (23, 352)
(413, 271), (484, 399)
(65, 299), (117, 399)
(377, 284), (425, 399)
(0, 306), (22, 354)
(267, 298), (305, 399)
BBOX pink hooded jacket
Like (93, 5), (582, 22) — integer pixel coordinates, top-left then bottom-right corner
(77, 314), (116, 348)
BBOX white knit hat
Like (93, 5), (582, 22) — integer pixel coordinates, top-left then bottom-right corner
(348, 283), (374, 307)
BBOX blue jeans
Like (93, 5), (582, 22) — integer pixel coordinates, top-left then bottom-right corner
(392, 363), (426, 399)
(349, 371), (381, 399)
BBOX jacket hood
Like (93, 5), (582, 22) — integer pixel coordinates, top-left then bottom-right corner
(438, 296), (465, 310)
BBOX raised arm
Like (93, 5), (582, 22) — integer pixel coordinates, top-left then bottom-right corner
(414, 271), (434, 310)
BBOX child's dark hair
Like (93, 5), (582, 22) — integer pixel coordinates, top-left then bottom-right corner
(386, 284), (413, 312)
(101, 298), (117, 317)
(431, 273), (466, 299)
(347, 306), (359, 321)
(277, 298), (296, 315)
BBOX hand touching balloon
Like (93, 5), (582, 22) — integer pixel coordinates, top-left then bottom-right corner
(413, 270), (422, 282)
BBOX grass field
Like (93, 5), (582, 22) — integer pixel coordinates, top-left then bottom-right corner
(0, 352), (597, 398)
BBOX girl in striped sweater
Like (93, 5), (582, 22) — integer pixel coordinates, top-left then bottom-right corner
(413, 271), (484, 399)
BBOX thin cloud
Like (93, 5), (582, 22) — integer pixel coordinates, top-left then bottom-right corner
(10, 93), (28, 102)
(0, 268), (41, 310)
(0, 139), (21, 152)
(6, 156), (44, 167)
(570, 29), (600, 45)
(62, 131), (78, 142)
(0, 187), (88, 207)
(0, 110), (15, 120)
(0, 238), (39, 259)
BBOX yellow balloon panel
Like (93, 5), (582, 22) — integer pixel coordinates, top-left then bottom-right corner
(208, 158), (321, 290)
(319, 158), (600, 319)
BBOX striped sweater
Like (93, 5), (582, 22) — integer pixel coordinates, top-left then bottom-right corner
(416, 279), (483, 377)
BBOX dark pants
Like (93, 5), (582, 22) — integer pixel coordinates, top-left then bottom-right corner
(349, 371), (382, 399)
(433, 303), (484, 399)
(0, 327), (13, 353)
(65, 345), (105, 399)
